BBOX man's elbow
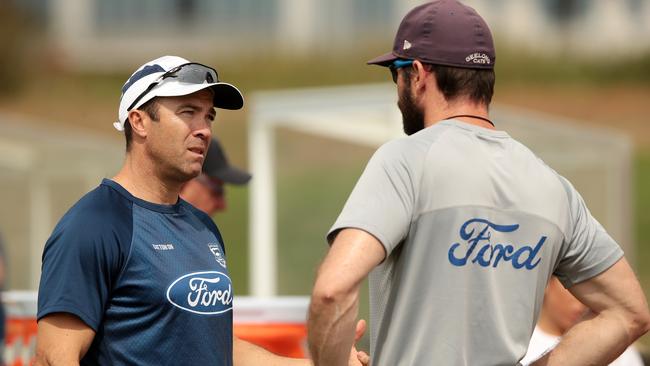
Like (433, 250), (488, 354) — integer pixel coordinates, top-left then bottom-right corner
(628, 305), (650, 340)
(311, 285), (343, 309)
(310, 281), (356, 314)
(614, 293), (650, 341)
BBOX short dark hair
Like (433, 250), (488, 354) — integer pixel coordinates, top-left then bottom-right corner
(429, 64), (495, 106)
(404, 64), (495, 106)
(124, 99), (160, 151)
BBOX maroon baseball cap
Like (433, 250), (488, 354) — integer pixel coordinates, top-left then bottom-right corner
(368, 0), (495, 69)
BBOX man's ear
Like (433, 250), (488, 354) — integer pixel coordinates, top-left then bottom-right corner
(411, 60), (430, 93)
(127, 109), (148, 139)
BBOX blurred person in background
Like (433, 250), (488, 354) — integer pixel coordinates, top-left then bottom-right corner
(307, 1), (650, 365)
(521, 276), (644, 365)
(34, 55), (365, 366)
(180, 137), (251, 216)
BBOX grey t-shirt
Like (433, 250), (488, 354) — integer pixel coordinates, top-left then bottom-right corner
(328, 120), (623, 366)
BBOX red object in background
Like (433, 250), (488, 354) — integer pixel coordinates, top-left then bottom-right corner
(5, 317), (37, 366)
(3, 318), (309, 364)
(234, 323), (307, 358)
(1, 294), (311, 364)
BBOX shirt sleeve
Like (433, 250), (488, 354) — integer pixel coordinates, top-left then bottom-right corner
(37, 196), (132, 331)
(554, 176), (624, 288)
(327, 139), (420, 255)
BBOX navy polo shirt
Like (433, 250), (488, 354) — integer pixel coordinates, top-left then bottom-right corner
(38, 179), (233, 365)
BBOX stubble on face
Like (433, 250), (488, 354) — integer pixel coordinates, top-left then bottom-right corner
(145, 90), (214, 184)
(397, 71), (426, 136)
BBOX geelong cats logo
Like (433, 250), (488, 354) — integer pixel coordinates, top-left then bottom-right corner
(208, 243), (227, 268)
(167, 271), (233, 315)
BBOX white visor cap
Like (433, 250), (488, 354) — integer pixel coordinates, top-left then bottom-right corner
(115, 55), (243, 131)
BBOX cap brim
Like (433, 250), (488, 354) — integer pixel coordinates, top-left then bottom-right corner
(367, 51), (399, 67)
(207, 166), (251, 185)
(211, 82), (244, 110)
(139, 81), (244, 110)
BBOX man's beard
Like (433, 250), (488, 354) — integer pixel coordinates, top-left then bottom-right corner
(397, 81), (425, 136)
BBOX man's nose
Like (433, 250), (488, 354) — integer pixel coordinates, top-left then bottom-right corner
(193, 122), (212, 142)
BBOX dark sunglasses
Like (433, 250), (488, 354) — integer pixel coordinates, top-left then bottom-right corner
(127, 62), (219, 111)
(388, 59), (414, 83)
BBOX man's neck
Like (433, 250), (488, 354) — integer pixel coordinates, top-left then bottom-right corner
(112, 153), (182, 205)
(423, 99), (493, 130)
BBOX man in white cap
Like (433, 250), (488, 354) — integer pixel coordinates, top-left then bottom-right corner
(35, 56), (365, 366)
(180, 137), (251, 216)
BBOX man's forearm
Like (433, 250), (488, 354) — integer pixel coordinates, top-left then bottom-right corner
(531, 311), (641, 366)
(531, 259), (650, 366)
(307, 229), (384, 366)
(307, 288), (359, 366)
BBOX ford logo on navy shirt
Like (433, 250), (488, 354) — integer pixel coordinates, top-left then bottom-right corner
(166, 271), (233, 314)
(447, 218), (547, 270)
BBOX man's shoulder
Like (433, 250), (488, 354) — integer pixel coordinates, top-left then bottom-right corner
(381, 122), (457, 151)
(375, 130), (438, 162)
(42, 181), (134, 271)
(55, 181), (133, 236)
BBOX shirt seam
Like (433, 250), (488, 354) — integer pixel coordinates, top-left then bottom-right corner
(554, 174), (577, 244)
(560, 248), (624, 288)
(113, 200), (136, 292)
(411, 127), (453, 226)
(102, 179), (183, 214)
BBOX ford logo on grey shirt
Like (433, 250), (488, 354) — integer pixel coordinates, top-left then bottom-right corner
(448, 218), (546, 269)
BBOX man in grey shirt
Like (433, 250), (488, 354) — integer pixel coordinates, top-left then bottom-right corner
(307, 1), (650, 365)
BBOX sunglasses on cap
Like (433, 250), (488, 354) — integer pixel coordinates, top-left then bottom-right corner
(127, 62), (219, 111)
(388, 59), (414, 83)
